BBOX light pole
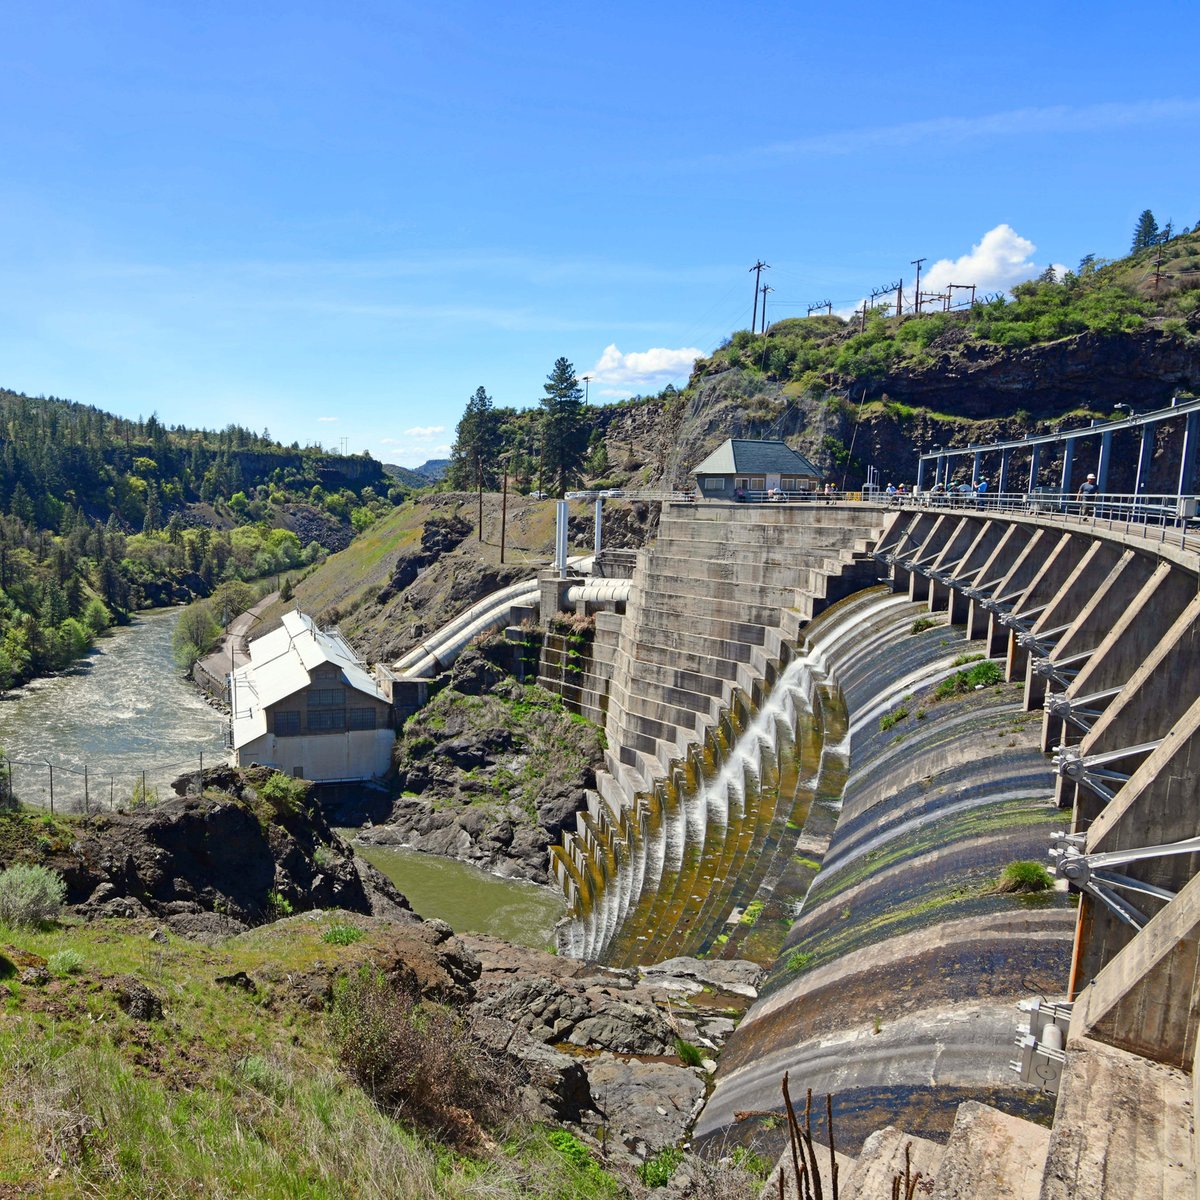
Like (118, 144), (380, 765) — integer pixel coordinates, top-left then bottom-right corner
(581, 375), (590, 405)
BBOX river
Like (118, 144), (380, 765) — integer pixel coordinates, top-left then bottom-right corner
(0, 609), (565, 946)
(0, 608), (226, 812)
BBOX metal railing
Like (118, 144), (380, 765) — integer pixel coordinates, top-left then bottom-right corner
(880, 490), (1200, 552)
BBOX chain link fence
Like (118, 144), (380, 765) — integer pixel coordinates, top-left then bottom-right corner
(1, 752), (220, 816)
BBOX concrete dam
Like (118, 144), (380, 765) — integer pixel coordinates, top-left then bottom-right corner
(537, 498), (1198, 1195)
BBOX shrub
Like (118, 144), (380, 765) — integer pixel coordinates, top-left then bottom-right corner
(910, 616), (939, 634)
(323, 923), (366, 946)
(259, 772), (307, 815)
(0, 863), (67, 926)
(935, 659), (1003, 699)
(997, 860), (1054, 894)
(329, 966), (519, 1144)
(639, 1146), (684, 1188)
(48, 948), (83, 975)
(266, 890), (294, 919)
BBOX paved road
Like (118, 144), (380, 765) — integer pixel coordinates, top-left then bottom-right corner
(196, 592), (277, 687)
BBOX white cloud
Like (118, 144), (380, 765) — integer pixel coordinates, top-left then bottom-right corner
(922, 224), (1052, 296)
(377, 438), (451, 467)
(588, 344), (704, 396)
(402, 424), (445, 438)
(317, 415), (339, 423)
(836, 224), (1064, 319)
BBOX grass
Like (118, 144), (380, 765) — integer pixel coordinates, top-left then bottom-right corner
(879, 705), (909, 732)
(0, 914), (634, 1199)
(934, 659), (1003, 700)
(996, 860), (1055, 894)
(910, 616), (940, 634)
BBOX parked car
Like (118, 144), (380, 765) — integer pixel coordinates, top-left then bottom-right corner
(529, 490), (548, 499)
(565, 490), (600, 500)
(599, 488), (625, 498)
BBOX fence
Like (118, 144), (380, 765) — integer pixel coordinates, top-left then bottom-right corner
(1, 751), (220, 816)
(879, 490), (1200, 553)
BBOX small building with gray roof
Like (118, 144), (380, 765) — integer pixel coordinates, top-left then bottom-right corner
(692, 438), (822, 500)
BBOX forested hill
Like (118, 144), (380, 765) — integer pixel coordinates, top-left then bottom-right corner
(0, 388), (403, 689)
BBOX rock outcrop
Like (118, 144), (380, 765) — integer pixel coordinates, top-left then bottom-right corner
(9, 766), (408, 936)
(361, 648), (605, 884)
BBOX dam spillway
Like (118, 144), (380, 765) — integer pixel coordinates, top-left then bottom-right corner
(538, 498), (1200, 1188)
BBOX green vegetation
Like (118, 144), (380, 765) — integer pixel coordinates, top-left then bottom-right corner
(46, 947), (83, 975)
(0, 916), (636, 1199)
(322, 923), (366, 946)
(0, 862), (66, 926)
(910, 616), (939, 634)
(638, 1146), (684, 1188)
(0, 389), (405, 691)
(786, 949), (815, 973)
(692, 226), (1200, 397)
(674, 1037), (704, 1067)
(934, 659), (1003, 699)
(879, 705), (909, 732)
(997, 860), (1055, 894)
(951, 652), (986, 667)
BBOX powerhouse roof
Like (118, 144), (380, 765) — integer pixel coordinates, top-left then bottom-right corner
(692, 438), (821, 478)
(230, 609), (384, 748)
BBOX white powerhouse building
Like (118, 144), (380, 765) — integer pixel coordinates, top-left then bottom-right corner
(229, 610), (394, 782)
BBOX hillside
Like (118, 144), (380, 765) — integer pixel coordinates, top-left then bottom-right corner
(262, 489), (657, 664)
(0, 390), (406, 688)
(584, 230), (1200, 494)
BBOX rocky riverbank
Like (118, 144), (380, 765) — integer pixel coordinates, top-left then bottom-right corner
(358, 645), (605, 885)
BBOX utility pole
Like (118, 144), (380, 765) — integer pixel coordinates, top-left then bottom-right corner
(1153, 245), (1165, 294)
(896, 279), (903, 319)
(477, 459), (483, 543)
(749, 260), (770, 331)
(759, 285), (774, 333)
(499, 461), (508, 565)
(911, 258), (926, 314)
(581, 375), (591, 405)
(858, 300), (869, 333)
(807, 300), (832, 317)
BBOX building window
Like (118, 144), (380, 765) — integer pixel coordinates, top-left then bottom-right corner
(307, 688), (345, 708)
(273, 711), (301, 737)
(348, 708), (376, 731)
(308, 709), (347, 732)
(702, 477), (724, 491)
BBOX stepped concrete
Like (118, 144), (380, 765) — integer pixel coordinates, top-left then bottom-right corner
(929, 1102), (1049, 1200)
(1038, 1036), (1194, 1200)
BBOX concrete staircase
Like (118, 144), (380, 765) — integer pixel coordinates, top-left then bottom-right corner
(552, 502), (888, 961)
(604, 502), (886, 800)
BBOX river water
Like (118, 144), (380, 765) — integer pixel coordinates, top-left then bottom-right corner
(0, 608), (226, 812)
(0, 608), (564, 946)
(355, 843), (565, 950)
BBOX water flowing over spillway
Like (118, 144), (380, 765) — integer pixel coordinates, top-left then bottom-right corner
(552, 575), (1073, 1155)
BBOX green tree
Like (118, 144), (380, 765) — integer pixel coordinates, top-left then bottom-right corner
(448, 386), (502, 492)
(539, 357), (588, 496)
(1132, 209), (1160, 252)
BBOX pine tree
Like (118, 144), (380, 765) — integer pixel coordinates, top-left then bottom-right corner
(448, 386), (502, 491)
(1132, 209), (1160, 252)
(539, 358), (588, 496)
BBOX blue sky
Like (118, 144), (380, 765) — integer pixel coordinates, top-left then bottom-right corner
(2, 1), (1198, 466)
